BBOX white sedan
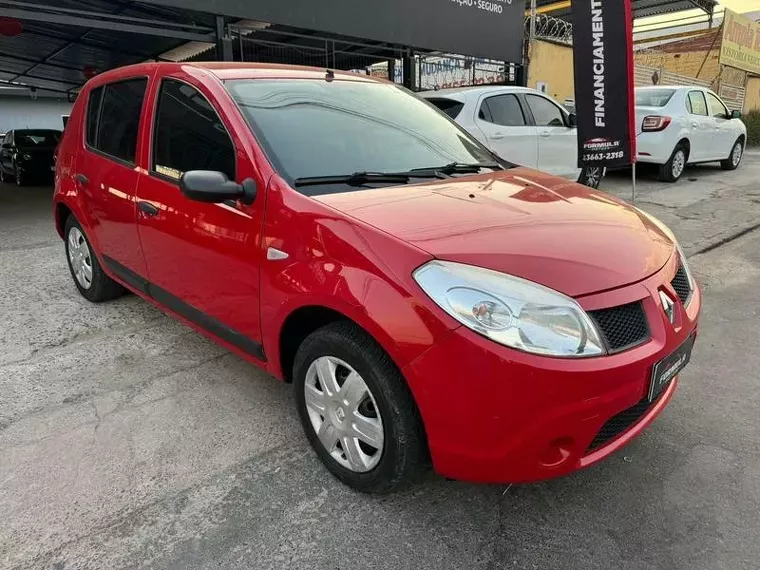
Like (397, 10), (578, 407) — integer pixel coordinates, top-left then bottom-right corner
(419, 86), (604, 188)
(635, 85), (747, 182)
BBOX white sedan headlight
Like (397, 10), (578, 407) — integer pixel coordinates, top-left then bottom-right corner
(413, 261), (606, 358)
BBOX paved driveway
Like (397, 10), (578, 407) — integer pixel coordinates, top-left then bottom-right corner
(2, 155), (760, 569)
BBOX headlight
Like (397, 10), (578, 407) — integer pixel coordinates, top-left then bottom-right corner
(413, 261), (606, 357)
(22, 153), (32, 161)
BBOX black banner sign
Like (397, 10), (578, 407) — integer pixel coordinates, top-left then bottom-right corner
(141, 0), (526, 63)
(572, 0), (636, 168)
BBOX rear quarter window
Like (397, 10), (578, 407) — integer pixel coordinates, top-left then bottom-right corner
(425, 97), (465, 120)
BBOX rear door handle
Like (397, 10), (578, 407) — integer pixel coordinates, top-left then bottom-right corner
(691, 122), (699, 128)
(540, 131), (551, 137)
(137, 201), (159, 217)
(491, 132), (506, 139)
(75, 173), (89, 186)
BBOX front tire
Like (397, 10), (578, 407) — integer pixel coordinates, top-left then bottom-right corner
(293, 321), (428, 494)
(14, 164), (25, 186)
(64, 216), (124, 302)
(658, 143), (688, 183)
(721, 138), (744, 170)
(578, 166), (605, 189)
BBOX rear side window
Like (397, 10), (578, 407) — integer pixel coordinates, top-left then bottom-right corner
(86, 87), (104, 147)
(687, 91), (708, 116)
(482, 94), (526, 126)
(87, 78), (147, 163)
(152, 79), (235, 181)
(426, 97), (465, 120)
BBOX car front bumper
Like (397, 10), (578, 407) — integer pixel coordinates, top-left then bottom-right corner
(402, 254), (701, 484)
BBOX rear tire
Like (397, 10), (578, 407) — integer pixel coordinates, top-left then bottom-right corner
(658, 143), (688, 183)
(293, 321), (428, 494)
(721, 138), (744, 170)
(64, 216), (124, 303)
(578, 166), (605, 189)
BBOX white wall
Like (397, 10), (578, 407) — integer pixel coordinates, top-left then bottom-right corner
(0, 96), (73, 133)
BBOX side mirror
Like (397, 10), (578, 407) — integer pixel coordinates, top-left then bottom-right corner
(567, 113), (578, 128)
(731, 110), (742, 119)
(180, 171), (257, 205)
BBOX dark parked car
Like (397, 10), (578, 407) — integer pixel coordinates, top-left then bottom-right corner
(0, 129), (61, 185)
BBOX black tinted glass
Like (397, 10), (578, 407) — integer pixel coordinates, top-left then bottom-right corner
(226, 80), (493, 192)
(426, 97), (465, 119)
(483, 94), (525, 126)
(153, 79), (235, 181)
(96, 79), (147, 162)
(525, 94), (565, 127)
(15, 130), (60, 147)
(86, 86), (104, 147)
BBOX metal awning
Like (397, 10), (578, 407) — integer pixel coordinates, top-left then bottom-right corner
(533, 0), (718, 19)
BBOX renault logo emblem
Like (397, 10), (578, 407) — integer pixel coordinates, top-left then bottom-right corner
(659, 291), (675, 324)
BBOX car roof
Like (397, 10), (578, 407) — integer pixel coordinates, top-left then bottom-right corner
(636, 85), (703, 91)
(419, 85), (537, 98)
(86, 61), (384, 86)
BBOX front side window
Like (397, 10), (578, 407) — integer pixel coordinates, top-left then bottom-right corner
(687, 91), (708, 116)
(525, 94), (565, 127)
(706, 92), (729, 118)
(482, 94), (526, 127)
(153, 79), (235, 181)
(226, 79), (495, 193)
(89, 78), (147, 163)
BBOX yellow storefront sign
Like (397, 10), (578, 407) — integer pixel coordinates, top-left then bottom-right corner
(720, 9), (760, 76)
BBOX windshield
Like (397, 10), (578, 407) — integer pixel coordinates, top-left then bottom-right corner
(635, 89), (676, 107)
(15, 130), (60, 148)
(226, 79), (497, 191)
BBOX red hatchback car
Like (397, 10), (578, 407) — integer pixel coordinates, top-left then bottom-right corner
(54, 62), (700, 493)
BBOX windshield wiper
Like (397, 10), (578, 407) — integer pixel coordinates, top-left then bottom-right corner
(293, 162), (505, 188)
(408, 161), (504, 176)
(293, 169), (454, 188)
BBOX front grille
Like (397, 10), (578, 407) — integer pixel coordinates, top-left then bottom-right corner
(588, 301), (650, 354)
(671, 263), (692, 305)
(587, 395), (656, 452)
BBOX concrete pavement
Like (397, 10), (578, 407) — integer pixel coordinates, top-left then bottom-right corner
(2, 153), (760, 569)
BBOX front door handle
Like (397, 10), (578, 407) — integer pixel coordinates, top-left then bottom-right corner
(75, 173), (89, 186)
(540, 130), (551, 137)
(137, 201), (159, 217)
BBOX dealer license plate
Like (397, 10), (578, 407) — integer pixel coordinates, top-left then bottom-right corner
(648, 334), (695, 402)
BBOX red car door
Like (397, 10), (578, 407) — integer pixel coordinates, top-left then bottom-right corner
(77, 76), (151, 278)
(134, 72), (266, 360)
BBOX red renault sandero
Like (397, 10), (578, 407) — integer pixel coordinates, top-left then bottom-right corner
(53, 62), (700, 493)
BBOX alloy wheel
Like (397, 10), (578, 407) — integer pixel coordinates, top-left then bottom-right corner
(304, 356), (384, 473)
(584, 167), (602, 188)
(672, 150), (685, 179)
(732, 142), (743, 167)
(67, 227), (93, 290)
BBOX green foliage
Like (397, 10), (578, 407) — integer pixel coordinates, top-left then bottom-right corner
(745, 109), (760, 147)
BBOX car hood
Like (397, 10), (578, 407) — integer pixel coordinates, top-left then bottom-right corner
(314, 167), (674, 297)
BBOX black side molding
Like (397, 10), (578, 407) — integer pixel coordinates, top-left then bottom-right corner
(102, 255), (266, 362)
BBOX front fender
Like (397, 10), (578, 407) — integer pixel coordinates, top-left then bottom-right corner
(259, 182), (455, 380)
